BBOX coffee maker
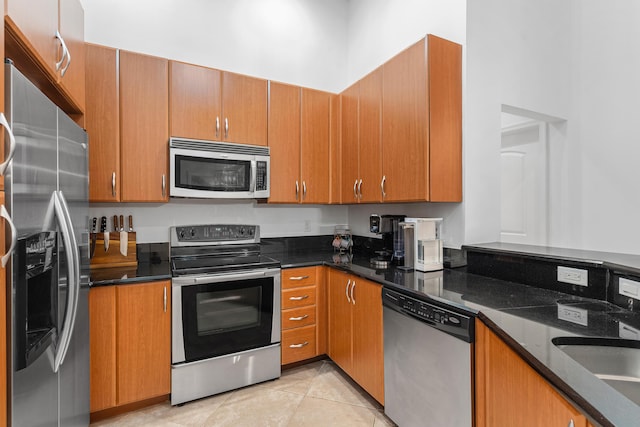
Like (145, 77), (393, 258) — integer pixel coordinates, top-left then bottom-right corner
(369, 214), (405, 268)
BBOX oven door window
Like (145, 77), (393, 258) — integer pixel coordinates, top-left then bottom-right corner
(181, 277), (274, 362)
(175, 154), (251, 192)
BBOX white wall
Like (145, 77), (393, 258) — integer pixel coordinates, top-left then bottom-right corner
(465, 0), (573, 247)
(83, 0), (348, 92)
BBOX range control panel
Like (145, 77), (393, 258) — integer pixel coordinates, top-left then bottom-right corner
(383, 287), (474, 342)
(172, 224), (259, 244)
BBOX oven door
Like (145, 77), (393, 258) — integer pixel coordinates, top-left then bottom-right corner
(172, 268), (281, 364)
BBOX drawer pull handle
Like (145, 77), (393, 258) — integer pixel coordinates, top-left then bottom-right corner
(289, 295), (309, 301)
(289, 314), (309, 321)
(289, 342), (309, 348)
(289, 275), (309, 281)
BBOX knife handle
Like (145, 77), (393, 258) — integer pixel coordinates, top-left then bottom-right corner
(92, 217), (97, 232)
(128, 215), (134, 232)
(113, 215), (118, 232)
(100, 216), (107, 232)
(119, 215), (124, 232)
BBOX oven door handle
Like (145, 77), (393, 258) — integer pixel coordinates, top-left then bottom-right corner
(172, 270), (272, 286)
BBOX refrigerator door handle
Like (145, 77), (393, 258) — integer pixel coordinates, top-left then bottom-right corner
(0, 112), (16, 176)
(0, 205), (17, 268)
(52, 191), (80, 373)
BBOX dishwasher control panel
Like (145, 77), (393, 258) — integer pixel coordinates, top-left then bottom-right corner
(383, 287), (474, 342)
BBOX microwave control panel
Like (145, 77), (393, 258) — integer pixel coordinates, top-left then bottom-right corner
(256, 161), (267, 191)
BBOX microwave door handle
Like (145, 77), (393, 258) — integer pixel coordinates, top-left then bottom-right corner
(250, 160), (257, 192)
(52, 191), (80, 373)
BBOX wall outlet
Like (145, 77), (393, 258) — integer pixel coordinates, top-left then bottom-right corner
(557, 304), (588, 326)
(303, 220), (311, 232)
(557, 266), (588, 287)
(619, 277), (640, 301)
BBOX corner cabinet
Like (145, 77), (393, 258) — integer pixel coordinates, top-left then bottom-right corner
(380, 34), (461, 202)
(89, 281), (171, 414)
(475, 320), (587, 427)
(328, 269), (384, 404)
(268, 83), (336, 204)
(169, 61), (267, 146)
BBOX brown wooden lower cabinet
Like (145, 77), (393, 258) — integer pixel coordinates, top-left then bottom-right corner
(328, 269), (384, 404)
(475, 320), (587, 427)
(89, 280), (171, 414)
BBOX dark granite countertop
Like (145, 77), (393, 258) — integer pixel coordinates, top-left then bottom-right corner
(89, 240), (640, 425)
(90, 243), (172, 286)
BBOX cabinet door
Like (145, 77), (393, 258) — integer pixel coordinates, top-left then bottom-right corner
(169, 61), (221, 141)
(86, 44), (119, 202)
(340, 83), (359, 203)
(119, 51), (169, 202)
(476, 321), (587, 427)
(116, 281), (171, 405)
(382, 39), (427, 202)
(328, 269), (352, 374)
(268, 82), (300, 203)
(89, 286), (117, 412)
(58, 0), (85, 112)
(300, 88), (330, 204)
(351, 277), (384, 404)
(328, 94), (341, 204)
(221, 71), (267, 146)
(358, 68), (383, 203)
(427, 35), (462, 202)
(5, 0), (59, 76)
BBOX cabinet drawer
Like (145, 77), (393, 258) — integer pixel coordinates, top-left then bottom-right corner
(282, 286), (317, 309)
(282, 325), (316, 364)
(282, 306), (316, 330)
(282, 267), (317, 289)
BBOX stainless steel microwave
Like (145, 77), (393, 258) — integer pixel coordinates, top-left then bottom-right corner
(169, 138), (270, 199)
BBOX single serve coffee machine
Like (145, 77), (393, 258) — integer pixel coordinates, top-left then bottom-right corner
(369, 214), (405, 268)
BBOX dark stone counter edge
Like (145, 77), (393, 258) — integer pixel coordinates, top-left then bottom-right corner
(90, 272), (172, 287)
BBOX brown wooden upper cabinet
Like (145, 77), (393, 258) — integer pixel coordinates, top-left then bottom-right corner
(340, 67), (383, 203)
(86, 44), (119, 202)
(120, 51), (169, 202)
(169, 61), (267, 146)
(381, 34), (462, 202)
(268, 83), (332, 204)
(5, 0), (85, 113)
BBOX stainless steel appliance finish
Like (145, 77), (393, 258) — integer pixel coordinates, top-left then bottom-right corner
(5, 63), (89, 426)
(383, 287), (474, 427)
(169, 138), (270, 199)
(170, 224), (281, 405)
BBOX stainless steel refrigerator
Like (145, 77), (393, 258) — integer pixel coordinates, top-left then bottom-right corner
(4, 62), (90, 426)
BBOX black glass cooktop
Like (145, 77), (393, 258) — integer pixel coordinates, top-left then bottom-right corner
(171, 254), (280, 276)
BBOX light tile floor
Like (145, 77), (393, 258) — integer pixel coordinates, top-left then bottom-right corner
(91, 360), (396, 427)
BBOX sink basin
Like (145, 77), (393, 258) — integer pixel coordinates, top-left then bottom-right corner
(553, 337), (640, 405)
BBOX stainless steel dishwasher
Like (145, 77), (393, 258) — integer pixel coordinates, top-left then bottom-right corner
(383, 287), (474, 427)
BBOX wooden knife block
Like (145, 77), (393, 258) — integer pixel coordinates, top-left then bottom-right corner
(90, 232), (137, 269)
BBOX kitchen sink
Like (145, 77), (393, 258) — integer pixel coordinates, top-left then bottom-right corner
(553, 336), (640, 405)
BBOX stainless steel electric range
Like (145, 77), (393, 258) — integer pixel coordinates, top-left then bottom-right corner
(169, 224), (281, 405)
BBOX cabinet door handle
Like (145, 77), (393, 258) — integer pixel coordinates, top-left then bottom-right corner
(289, 295), (309, 301)
(162, 174), (166, 197)
(295, 180), (299, 200)
(567, 420), (574, 427)
(111, 172), (116, 197)
(302, 181), (307, 200)
(0, 113), (16, 176)
(215, 116), (220, 138)
(289, 342), (309, 348)
(381, 175), (386, 198)
(61, 39), (72, 77)
(163, 286), (167, 313)
(345, 279), (351, 303)
(224, 117), (229, 139)
(55, 31), (68, 72)
(0, 205), (17, 268)
(353, 179), (358, 200)
(288, 314), (309, 321)
(289, 275), (309, 281)
(351, 280), (356, 305)
(358, 179), (363, 199)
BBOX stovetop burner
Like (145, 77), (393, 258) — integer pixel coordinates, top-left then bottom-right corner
(170, 224), (280, 276)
